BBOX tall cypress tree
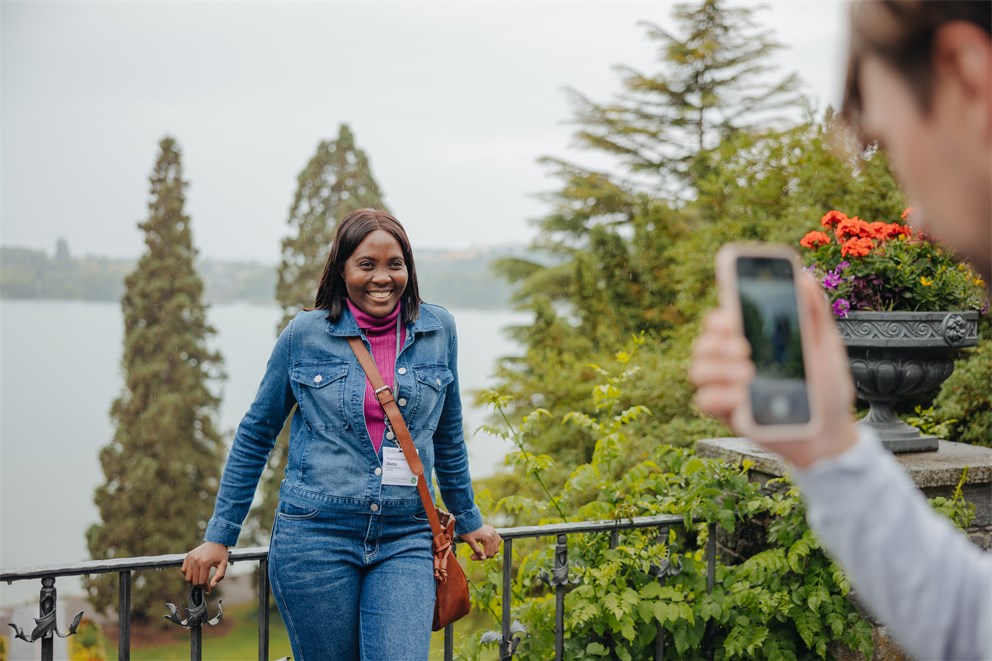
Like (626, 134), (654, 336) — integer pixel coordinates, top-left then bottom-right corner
(275, 123), (388, 328)
(249, 124), (387, 542)
(85, 137), (225, 622)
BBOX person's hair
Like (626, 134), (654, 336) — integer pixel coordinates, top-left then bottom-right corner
(842, 0), (992, 139)
(313, 208), (421, 323)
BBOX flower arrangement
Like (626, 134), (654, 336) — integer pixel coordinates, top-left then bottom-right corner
(800, 209), (988, 318)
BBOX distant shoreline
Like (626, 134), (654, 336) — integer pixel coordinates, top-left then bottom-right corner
(1, 244), (525, 310)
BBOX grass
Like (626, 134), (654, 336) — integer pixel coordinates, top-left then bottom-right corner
(105, 602), (293, 661)
(93, 601), (501, 660)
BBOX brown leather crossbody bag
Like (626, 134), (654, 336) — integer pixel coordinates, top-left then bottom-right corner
(347, 337), (472, 631)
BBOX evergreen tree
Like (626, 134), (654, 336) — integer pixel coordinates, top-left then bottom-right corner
(566, 0), (802, 198)
(500, 0), (804, 344)
(250, 124), (388, 542)
(275, 123), (388, 328)
(85, 137), (225, 622)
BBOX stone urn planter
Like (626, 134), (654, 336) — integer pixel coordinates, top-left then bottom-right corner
(837, 310), (979, 453)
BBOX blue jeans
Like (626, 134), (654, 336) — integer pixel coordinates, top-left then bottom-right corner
(268, 502), (436, 661)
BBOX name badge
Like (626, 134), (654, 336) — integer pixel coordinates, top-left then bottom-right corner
(382, 447), (419, 487)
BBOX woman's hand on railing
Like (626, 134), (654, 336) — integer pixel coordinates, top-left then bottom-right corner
(461, 524), (502, 561)
(181, 542), (230, 593)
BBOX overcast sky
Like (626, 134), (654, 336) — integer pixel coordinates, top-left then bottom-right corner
(2, 1), (848, 263)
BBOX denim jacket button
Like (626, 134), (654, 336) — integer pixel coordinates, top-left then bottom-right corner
(386, 431), (395, 440)
(398, 398), (407, 406)
(398, 367), (407, 375)
(436, 378), (441, 386)
(370, 503), (379, 512)
(313, 374), (323, 383)
(374, 467), (382, 476)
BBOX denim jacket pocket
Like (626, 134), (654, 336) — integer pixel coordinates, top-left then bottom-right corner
(410, 365), (454, 428)
(290, 360), (350, 431)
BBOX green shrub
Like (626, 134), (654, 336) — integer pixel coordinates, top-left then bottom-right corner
(930, 335), (992, 446)
(470, 346), (874, 660)
(467, 342), (980, 660)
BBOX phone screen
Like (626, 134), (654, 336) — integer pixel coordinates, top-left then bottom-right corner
(736, 256), (811, 425)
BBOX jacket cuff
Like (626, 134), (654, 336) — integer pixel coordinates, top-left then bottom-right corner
(453, 506), (484, 536)
(203, 517), (241, 548)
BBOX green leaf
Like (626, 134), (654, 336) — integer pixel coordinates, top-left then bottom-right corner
(673, 625), (691, 656)
(825, 612), (845, 638)
(787, 536), (811, 573)
(604, 592), (623, 619)
(794, 608), (823, 648)
(585, 642), (608, 656)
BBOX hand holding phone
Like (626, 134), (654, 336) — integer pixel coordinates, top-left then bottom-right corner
(714, 243), (824, 442)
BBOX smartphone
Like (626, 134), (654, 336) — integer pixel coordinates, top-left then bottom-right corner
(715, 243), (822, 441)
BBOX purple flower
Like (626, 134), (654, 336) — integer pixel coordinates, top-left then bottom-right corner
(837, 260), (850, 271)
(822, 271), (843, 290)
(832, 298), (851, 318)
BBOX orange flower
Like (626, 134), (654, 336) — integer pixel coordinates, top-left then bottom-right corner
(800, 231), (832, 249)
(821, 210), (848, 229)
(868, 221), (890, 240)
(841, 236), (874, 257)
(884, 223), (912, 239)
(901, 207), (915, 221)
(835, 216), (872, 240)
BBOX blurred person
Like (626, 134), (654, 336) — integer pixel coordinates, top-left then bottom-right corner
(182, 209), (500, 660)
(690, 2), (991, 659)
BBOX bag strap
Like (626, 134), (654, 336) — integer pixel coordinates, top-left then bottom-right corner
(347, 336), (446, 543)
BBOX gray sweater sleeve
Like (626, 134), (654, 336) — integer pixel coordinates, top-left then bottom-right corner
(791, 430), (992, 661)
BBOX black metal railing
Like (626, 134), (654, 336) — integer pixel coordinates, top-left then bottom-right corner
(2, 514), (715, 661)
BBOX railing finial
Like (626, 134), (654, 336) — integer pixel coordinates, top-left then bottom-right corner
(165, 585), (223, 628)
(7, 576), (83, 644)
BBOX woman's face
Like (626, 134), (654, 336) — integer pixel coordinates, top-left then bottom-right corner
(342, 229), (408, 318)
(859, 53), (992, 281)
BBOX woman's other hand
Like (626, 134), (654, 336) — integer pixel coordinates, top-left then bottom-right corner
(181, 542), (230, 592)
(461, 524), (502, 561)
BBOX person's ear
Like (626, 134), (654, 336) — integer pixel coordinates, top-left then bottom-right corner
(933, 21), (992, 143)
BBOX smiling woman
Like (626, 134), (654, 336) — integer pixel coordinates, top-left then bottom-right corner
(182, 208), (501, 661)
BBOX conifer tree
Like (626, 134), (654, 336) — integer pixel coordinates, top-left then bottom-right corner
(502, 0), (803, 338)
(566, 0), (802, 198)
(85, 137), (225, 622)
(250, 124), (387, 541)
(275, 123), (388, 328)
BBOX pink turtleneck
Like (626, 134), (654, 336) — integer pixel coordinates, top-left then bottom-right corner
(347, 299), (407, 453)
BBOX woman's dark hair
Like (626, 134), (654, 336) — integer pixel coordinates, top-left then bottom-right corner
(842, 0), (991, 140)
(313, 208), (422, 323)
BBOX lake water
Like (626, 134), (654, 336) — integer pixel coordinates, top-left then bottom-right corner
(0, 300), (528, 607)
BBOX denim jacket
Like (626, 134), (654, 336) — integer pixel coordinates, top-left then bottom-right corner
(204, 303), (483, 547)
